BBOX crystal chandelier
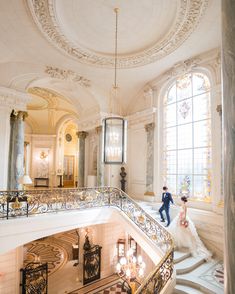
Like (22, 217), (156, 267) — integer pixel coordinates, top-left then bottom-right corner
(116, 248), (145, 293)
(103, 8), (127, 164)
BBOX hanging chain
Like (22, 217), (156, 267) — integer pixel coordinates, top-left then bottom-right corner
(114, 8), (119, 89)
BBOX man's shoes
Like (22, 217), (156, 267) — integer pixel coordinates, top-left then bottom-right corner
(160, 219), (165, 222)
(165, 224), (170, 227)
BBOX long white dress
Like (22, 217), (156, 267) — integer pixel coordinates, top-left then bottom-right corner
(167, 205), (212, 260)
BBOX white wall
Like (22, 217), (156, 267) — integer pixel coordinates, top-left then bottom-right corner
(29, 134), (57, 187)
(0, 247), (23, 294)
(126, 109), (156, 201)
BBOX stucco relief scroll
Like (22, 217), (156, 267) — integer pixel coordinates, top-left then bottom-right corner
(27, 0), (209, 68)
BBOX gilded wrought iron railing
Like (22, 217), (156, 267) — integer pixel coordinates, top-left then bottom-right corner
(0, 187), (174, 293)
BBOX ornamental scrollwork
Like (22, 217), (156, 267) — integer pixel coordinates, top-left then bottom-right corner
(45, 66), (90, 87)
(27, 0), (209, 68)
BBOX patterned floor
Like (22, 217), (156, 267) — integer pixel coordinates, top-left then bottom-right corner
(24, 241), (68, 275)
(94, 282), (128, 294)
(24, 229), (78, 275)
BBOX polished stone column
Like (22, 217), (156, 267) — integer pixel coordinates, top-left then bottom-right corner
(144, 123), (155, 196)
(222, 1), (235, 293)
(96, 126), (104, 186)
(77, 131), (88, 187)
(8, 111), (28, 190)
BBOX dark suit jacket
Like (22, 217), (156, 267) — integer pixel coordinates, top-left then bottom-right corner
(162, 192), (173, 207)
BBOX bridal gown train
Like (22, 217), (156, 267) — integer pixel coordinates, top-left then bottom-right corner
(167, 207), (212, 260)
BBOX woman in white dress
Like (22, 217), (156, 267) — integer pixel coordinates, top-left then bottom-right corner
(168, 196), (212, 260)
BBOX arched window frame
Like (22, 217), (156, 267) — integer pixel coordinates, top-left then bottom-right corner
(157, 68), (221, 207)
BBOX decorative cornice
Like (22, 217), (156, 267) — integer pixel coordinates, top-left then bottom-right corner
(27, 0), (209, 68)
(0, 87), (31, 110)
(45, 66), (91, 87)
(164, 57), (202, 80)
(150, 48), (221, 89)
(126, 107), (156, 127)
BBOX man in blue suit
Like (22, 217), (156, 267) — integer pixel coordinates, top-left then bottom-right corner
(159, 186), (174, 227)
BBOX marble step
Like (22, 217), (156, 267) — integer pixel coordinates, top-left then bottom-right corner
(176, 261), (224, 294)
(176, 278), (218, 294)
(173, 284), (205, 294)
(174, 250), (191, 264)
(175, 256), (205, 275)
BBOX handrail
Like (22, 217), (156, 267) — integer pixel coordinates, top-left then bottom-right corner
(0, 187), (174, 293)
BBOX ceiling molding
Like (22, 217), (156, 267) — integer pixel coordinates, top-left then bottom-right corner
(150, 48), (221, 89)
(27, 86), (80, 110)
(45, 66), (91, 87)
(0, 86), (31, 110)
(27, 0), (209, 68)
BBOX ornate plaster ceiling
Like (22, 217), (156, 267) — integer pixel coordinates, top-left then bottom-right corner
(27, 0), (209, 68)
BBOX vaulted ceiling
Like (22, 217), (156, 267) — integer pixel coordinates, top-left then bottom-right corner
(0, 0), (221, 126)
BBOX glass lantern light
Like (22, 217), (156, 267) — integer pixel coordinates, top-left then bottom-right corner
(103, 117), (127, 164)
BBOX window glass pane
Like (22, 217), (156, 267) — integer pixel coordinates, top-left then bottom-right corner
(177, 98), (192, 125)
(192, 73), (210, 95)
(193, 175), (211, 199)
(178, 175), (192, 197)
(165, 103), (176, 127)
(165, 127), (176, 150)
(163, 175), (177, 195)
(167, 84), (176, 104)
(176, 74), (192, 100)
(178, 149), (192, 174)
(194, 148), (211, 174)
(193, 93), (210, 121)
(164, 151), (176, 174)
(178, 124), (192, 149)
(163, 72), (211, 201)
(194, 120), (211, 148)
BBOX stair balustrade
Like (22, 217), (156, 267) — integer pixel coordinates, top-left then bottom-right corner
(0, 187), (174, 293)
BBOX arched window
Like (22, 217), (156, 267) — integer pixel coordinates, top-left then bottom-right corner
(163, 72), (211, 200)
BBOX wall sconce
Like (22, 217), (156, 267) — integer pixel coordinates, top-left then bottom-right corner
(40, 151), (48, 160)
(117, 238), (126, 262)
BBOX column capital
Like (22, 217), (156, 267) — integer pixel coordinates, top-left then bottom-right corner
(95, 125), (102, 134)
(77, 131), (88, 139)
(145, 122), (155, 132)
(10, 110), (28, 121)
(24, 141), (30, 147)
(17, 111), (28, 121)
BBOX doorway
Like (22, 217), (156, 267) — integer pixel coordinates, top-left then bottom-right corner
(63, 155), (75, 187)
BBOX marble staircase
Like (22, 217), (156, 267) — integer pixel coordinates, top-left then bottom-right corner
(137, 201), (224, 294)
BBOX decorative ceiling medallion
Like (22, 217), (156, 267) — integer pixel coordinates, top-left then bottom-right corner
(45, 66), (90, 87)
(27, 0), (208, 68)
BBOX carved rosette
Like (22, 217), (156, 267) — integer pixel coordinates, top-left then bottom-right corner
(27, 0), (209, 68)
